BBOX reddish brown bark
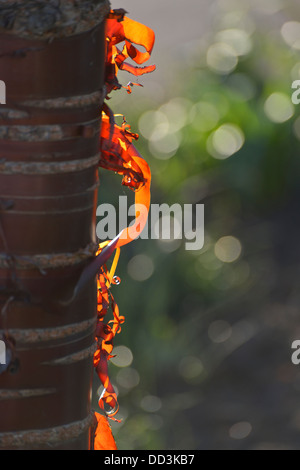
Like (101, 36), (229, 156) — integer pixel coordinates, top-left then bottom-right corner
(0, 0), (109, 450)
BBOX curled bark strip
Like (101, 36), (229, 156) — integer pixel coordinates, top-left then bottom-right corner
(0, 318), (96, 345)
(0, 154), (99, 175)
(0, 413), (95, 449)
(66, 234), (121, 304)
(43, 343), (97, 366)
(0, 388), (56, 401)
(0, 242), (98, 270)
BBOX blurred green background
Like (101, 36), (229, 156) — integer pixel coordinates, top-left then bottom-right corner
(93, 0), (300, 450)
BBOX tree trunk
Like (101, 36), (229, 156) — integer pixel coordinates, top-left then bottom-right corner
(0, 0), (109, 450)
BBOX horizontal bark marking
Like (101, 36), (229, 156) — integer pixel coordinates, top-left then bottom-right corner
(0, 154), (99, 174)
(0, 412), (94, 448)
(0, 318), (96, 345)
(0, 242), (98, 270)
(21, 90), (105, 109)
(2, 204), (95, 215)
(0, 388), (56, 401)
(0, 182), (99, 200)
(42, 343), (97, 366)
(0, 119), (99, 142)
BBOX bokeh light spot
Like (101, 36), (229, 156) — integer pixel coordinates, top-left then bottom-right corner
(254, 0), (283, 15)
(229, 421), (252, 440)
(138, 110), (168, 140)
(140, 395), (162, 413)
(208, 320), (232, 343)
(216, 29), (252, 56)
(157, 238), (182, 253)
(207, 124), (245, 159)
(110, 346), (133, 368)
(220, 10), (255, 35)
(149, 132), (181, 159)
(159, 97), (191, 133)
(178, 356), (204, 380)
(206, 42), (238, 74)
(281, 21), (300, 50)
(264, 92), (294, 123)
(189, 101), (220, 132)
(116, 367), (140, 390)
(214, 236), (242, 263)
(127, 254), (154, 282)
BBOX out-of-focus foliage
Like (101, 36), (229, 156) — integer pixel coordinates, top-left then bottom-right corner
(94, 1), (300, 450)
